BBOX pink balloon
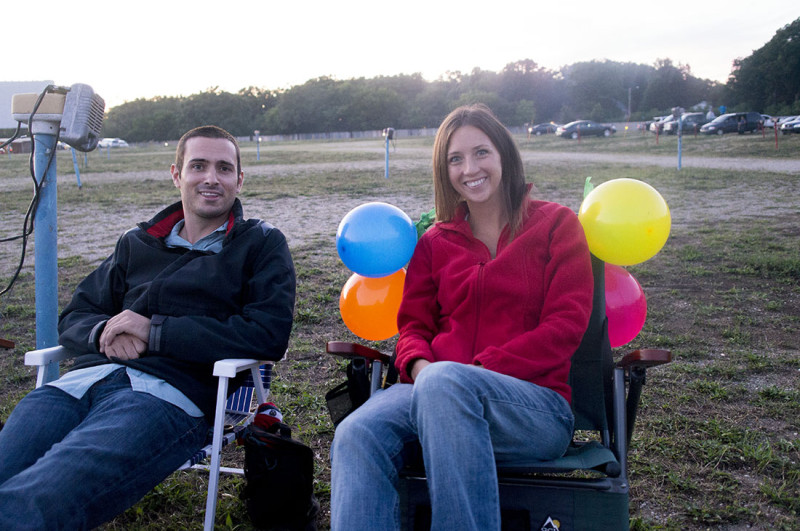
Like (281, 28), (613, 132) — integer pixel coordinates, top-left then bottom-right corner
(605, 264), (647, 347)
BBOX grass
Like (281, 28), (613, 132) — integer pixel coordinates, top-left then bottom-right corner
(1, 132), (799, 529)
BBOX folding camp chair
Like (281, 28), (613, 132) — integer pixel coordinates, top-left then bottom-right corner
(326, 255), (671, 530)
(24, 345), (273, 531)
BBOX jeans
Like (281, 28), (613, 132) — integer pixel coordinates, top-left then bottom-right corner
(330, 361), (574, 531)
(0, 368), (208, 530)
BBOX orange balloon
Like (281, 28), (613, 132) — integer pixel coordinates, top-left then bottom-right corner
(339, 269), (406, 341)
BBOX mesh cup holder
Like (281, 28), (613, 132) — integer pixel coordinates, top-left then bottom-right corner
(325, 358), (371, 426)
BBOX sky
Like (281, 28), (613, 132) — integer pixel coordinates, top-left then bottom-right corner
(4, 1), (797, 110)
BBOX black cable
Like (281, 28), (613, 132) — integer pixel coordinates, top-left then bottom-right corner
(26, 88), (62, 231)
(0, 122), (22, 152)
(0, 85), (63, 297)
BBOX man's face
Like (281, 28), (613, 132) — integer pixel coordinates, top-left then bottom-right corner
(171, 136), (243, 226)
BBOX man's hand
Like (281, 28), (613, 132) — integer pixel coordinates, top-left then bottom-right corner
(102, 333), (147, 361)
(100, 310), (151, 353)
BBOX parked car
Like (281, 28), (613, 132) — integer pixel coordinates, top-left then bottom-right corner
(662, 113), (708, 135)
(760, 114), (775, 128)
(648, 115), (674, 134)
(779, 116), (800, 135)
(528, 122), (558, 136)
(699, 112), (762, 135)
(638, 116), (658, 131)
(555, 120), (616, 139)
(98, 138), (130, 148)
(788, 121), (800, 134)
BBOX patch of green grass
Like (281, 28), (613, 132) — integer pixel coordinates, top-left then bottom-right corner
(721, 325), (752, 346)
(678, 245), (703, 262)
(757, 386), (800, 412)
(1, 303), (35, 319)
(691, 380), (731, 400)
(760, 481), (800, 515)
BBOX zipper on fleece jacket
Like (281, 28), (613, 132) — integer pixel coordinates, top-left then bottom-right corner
(471, 262), (486, 358)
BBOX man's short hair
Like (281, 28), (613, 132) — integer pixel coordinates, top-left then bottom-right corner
(175, 125), (241, 176)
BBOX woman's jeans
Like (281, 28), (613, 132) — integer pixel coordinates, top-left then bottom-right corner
(0, 368), (208, 530)
(330, 361), (574, 531)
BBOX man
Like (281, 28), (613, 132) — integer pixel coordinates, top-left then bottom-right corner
(0, 125), (296, 529)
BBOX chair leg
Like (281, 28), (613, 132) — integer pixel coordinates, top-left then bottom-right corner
(204, 375), (231, 531)
(370, 361), (383, 395)
(613, 367), (628, 479)
(36, 362), (59, 388)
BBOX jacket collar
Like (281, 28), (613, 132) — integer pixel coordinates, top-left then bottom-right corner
(439, 183), (535, 239)
(437, 203), (472, 237)
(141, 198), (243, 239)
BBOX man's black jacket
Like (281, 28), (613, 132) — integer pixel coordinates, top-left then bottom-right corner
(58, 199), (296, 422)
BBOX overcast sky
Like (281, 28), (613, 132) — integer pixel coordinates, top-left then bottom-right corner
(5, 1), (797, 109)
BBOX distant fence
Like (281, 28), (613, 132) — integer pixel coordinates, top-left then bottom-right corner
(238, 122), (646, 145)
(254, 128), (436, 143)
(252, 125), (537, 143)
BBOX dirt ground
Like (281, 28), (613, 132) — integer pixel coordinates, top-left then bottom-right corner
(2, 150), (799, 279)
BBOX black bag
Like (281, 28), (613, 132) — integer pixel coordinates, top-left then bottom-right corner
(324, 353), (400, 426)
(240, 422), (319, 530)
(324, 357), (371, 426)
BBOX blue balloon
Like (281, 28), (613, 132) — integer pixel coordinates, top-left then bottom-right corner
(337, 202), (418, 277)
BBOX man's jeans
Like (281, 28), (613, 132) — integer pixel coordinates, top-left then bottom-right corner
(330, 361), (574, 531)
(0, 368), (208, 530)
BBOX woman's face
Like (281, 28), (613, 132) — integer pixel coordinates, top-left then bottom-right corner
(446, 125), (503, 210)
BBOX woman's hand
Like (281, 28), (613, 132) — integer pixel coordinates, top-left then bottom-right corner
(410, 359), (432, 381)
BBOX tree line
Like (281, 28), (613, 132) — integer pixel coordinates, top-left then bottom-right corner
(100, 18), (798, 143)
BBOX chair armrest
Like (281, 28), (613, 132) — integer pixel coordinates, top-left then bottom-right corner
(212, 358), (273, 379)
(616, 349), (671, 370)
(327, 341), (391, 365)
(24, 345), (77, 367)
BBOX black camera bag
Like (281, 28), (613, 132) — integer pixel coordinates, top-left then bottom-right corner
(240, 422), (319, 530)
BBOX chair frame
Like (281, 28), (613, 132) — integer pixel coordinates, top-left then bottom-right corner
(24, 345), (272, 531)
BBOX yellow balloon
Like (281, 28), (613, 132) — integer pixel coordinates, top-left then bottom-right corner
(578, 179), (670, 266)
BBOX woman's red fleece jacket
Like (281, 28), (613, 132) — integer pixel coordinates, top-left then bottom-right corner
(395, 199), (594, 404)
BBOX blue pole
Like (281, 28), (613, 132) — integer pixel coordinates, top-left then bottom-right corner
(71, 148), (82, 188)
(256, 137), (260, 161)
(384, 135), (389, 179)
(33, 132), (60, 381)
(677, 115), (683, 171)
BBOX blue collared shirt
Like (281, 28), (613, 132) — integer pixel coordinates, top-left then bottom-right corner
(164, 219), (228, 253)
(48, 220), (229, 418)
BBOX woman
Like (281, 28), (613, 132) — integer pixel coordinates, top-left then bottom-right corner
(330, 104), (594, 530)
